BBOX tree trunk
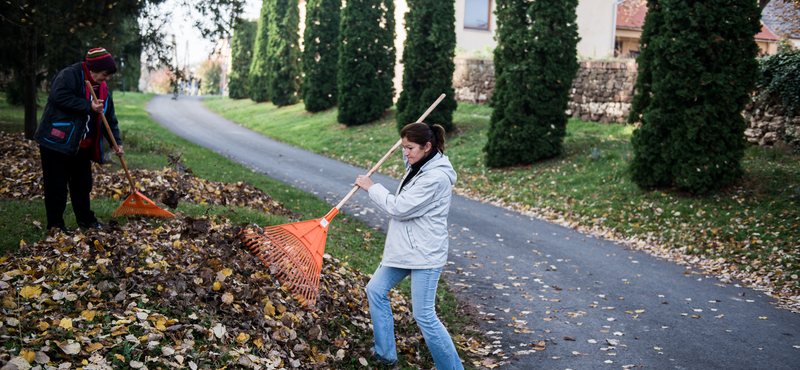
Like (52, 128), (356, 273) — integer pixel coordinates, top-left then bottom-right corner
(23, 18), (38, 140)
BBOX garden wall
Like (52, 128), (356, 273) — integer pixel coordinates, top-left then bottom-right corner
(452, 58), (797, 148)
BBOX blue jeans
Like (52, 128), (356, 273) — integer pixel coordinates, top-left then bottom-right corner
(366, 264), (464, 370)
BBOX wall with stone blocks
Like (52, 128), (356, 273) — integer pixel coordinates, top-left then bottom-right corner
(452, 58), (796, 148)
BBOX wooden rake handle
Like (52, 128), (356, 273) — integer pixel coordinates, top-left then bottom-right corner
(85, 80), (136, 192)
(335, 93), (446, 210)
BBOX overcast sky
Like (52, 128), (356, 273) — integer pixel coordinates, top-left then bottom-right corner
(160, 0), (261, 66)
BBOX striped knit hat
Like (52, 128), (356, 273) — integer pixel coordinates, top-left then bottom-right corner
(85, 47), (117, 72)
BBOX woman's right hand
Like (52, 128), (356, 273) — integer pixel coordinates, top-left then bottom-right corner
(90, 99), (104, 114)
(355, 175), (374, 191)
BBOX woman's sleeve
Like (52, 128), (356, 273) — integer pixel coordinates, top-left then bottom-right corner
(368, 175), (441, 221)
(50, 70), (91, 115)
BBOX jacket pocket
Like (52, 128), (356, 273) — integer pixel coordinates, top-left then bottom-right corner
(405, 225), (417, 250)
(43, 122), (76, 146)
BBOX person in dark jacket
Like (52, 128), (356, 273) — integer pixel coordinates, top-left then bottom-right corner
(34, 47), (124, 233)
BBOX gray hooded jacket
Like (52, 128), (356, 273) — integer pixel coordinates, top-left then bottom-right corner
(367, 152), (457, 269)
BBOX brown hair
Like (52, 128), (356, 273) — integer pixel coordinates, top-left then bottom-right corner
(400, 122), (446, 153)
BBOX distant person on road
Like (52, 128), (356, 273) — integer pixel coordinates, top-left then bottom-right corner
(355, 122), (463, 369)
(34, 47), (124, 233)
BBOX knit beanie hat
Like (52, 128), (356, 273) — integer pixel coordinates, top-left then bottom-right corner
(85, 47), (117, 73)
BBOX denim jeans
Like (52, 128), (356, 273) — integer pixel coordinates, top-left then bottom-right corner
(366, 264), (464, 370)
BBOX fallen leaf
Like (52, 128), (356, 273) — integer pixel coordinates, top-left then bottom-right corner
(59, 318), (72, 329)
(19, 285), (42, 299)
(58, 340), (81, 355)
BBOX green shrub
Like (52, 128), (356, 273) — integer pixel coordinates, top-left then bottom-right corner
(755, 49), (800, 147)
(337, 0), (395, 126)
(302, 0), (342, 112)
(200, 63), (222, 95)
(249, 3), (270, 103)
(484, 0), (580, 168)
(267, 0), (302, 106)
(629, 0), (762, 194)
(395, 0), (457, 132)
(229, 18), (257, 100)
(628, 0), (671, 187)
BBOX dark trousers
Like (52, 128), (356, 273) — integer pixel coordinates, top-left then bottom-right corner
(39, 146), (97, 228)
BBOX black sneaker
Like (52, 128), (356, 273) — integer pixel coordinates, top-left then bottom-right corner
(78, 221), (104, 230)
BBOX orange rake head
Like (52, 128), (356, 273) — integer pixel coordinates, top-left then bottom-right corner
(112, 190), (176, 218)
(239, 208), (339, 308)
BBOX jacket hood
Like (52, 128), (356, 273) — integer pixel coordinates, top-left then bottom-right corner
(419, 152), (457, 186)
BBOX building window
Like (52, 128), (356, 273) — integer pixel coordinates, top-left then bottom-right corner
(464, 0), (491, 30)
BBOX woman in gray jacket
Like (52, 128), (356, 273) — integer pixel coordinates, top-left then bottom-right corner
(355, 122), (463, 369)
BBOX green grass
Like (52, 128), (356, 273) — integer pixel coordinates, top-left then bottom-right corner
(204, 96), (800, 299)
(0, 92), (478, 369)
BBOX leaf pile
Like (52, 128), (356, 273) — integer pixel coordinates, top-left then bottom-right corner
(0, 132), (290, 216)
(0, 216), (440, 369)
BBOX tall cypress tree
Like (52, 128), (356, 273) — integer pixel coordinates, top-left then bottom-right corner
(266, 0), (302, 106)
(627, 0), (671, 188)
(249, 1), (270, 103)
(229, 18), (257, 100)
(629, 0), (761, 194)
(302, 0), (342, 112)
(337, 0), (395, 125)
(484, 0), (580, 168)
(395, 0), (457, 132)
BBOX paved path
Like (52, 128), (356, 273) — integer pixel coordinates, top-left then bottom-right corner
(147, 95), (799, 370)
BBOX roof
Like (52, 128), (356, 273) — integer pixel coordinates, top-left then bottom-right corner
(616, 0), (786, 42)
(761, 0), (800, 39)
(616, 1), (647, 30)
(756, 23), (780, 41)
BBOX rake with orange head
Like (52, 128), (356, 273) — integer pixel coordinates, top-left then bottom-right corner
(85, 81), (175, 218)
(240, 94), (447, 308)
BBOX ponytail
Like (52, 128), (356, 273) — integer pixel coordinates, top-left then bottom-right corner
(400, 122), (446, 153)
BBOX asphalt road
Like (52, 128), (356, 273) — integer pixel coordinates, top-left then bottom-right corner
(146, 95), (799, 370)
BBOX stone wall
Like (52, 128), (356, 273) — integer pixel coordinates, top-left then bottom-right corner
(452, 58), (796, 149)
(453, 59), (495, 105)
(568, 61), (638, 124)
(744, 101), (800, 148)
(453, 59), (638, 123)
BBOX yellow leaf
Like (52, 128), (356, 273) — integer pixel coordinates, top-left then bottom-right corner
(156, 317), (167, 331)
(654, 346), (663, 350)
(264, 301), (275, 316)
(59, 318), (73, 329)
(86, 342), (104, 352)
(254, 338), (264, 348)
(20, 349), (35, 363)
(173, 240), (181, 248)
(759, 316), (768, 320)
(125, 267), (135, 274)
(115, 354), (125, 361)
(39, 321), (50, 331)
(236, 332), (250, 343)
(81, 310), (97, 321)
(221, 268), (232, 277)
(213, 282), (222, 291)
(19, 285), (42, 299)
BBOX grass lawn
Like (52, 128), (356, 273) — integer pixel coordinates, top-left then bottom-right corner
(0, 92), (479, 369)
(204, 96), (800, 309)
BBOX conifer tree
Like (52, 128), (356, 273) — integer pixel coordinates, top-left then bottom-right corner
(302, 0), (342, 112)
(484, 0), (580, 168)
(337, 0), (396, 125)
(229, 18), (257, 100)
(267, 0), (302, 106)
(395, 0), (457, 132)
(628, 0), (761, 194)
(249, 1), (270, 103)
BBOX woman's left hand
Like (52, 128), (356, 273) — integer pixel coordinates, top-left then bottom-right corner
(355, 175), (374, 191)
